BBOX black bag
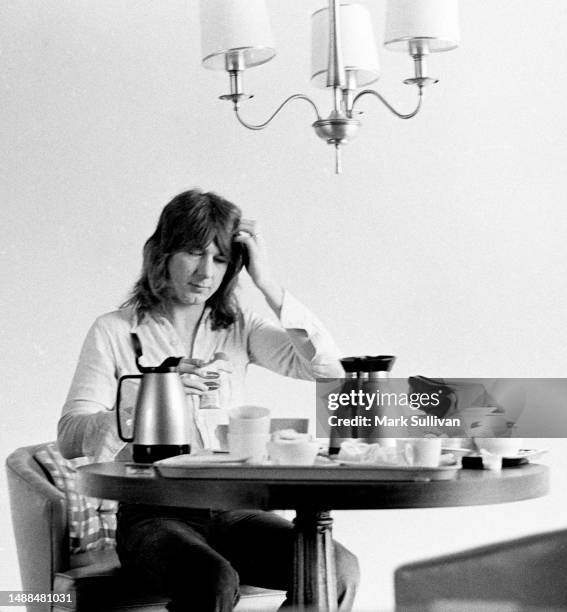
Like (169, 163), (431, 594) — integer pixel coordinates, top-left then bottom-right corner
(408, 376), (497, 418)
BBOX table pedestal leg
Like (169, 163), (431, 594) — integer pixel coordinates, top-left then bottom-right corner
(291, 509), (338, 612)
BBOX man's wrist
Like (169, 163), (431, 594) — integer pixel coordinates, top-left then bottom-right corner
(256, 279), (284, 313)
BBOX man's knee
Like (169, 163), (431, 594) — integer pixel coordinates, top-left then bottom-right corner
(198, 554), (240, 600)
(215, 557), (241, 598)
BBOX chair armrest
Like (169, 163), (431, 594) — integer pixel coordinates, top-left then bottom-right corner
(395, 529), (567, 611)
(6, 450), (69, 593)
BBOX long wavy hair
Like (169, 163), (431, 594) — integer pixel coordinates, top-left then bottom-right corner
(122, 189), (244, 329)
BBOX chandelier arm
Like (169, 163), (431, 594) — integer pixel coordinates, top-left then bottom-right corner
(351, 88), (423, 120)
(233, 94), (322, 131)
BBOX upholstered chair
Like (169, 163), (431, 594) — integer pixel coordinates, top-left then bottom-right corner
(6, 443), (288, 612)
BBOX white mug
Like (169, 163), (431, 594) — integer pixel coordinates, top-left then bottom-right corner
(228, 432), (270, 463)
(228, 406), (271, 435)
(461, 407), (507, 437)
(396, 438), (442, 468)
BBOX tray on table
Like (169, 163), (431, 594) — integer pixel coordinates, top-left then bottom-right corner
(154, 454), (460, 481)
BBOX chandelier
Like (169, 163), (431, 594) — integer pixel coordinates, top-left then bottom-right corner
(199, 0), (459, 173)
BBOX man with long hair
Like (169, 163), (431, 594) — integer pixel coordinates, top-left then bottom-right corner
(58, 188), (359, 611)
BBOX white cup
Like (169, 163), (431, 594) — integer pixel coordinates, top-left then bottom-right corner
(460, 407), (494, 436)
(396, 438), (442, 468)
(228, 432), (270, 463)
(480, 451), (503, 472)
(475, 437), (523, 456)
(267, 439), (320, 466)
(461, 407), (509, 438)
(228, 406), (271, 435)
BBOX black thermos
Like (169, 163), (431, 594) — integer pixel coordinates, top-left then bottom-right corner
(328, 357), (360, 456)
(360, 355), (396, 444)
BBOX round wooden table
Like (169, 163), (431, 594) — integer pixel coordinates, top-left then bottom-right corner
(78, 461), (549, 611)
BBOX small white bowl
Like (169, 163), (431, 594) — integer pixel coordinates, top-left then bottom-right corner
(475, 437), (524, 456)
(267, 440), (320, 466)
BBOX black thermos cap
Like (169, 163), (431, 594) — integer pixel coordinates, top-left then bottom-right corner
(362, 355), (396, 372)
(340, 356), (362, 373)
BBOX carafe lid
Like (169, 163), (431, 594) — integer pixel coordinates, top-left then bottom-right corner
(340, 356), (362, 373)
(146, 356), (184, 373)
(131, 333), (183, 373)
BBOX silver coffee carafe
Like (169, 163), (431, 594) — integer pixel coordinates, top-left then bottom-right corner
(116, 334), (190, 463)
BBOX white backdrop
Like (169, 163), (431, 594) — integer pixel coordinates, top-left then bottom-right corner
(2, 1), (567, 610)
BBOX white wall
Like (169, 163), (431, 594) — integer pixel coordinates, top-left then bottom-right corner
(2, 1), (567, 610)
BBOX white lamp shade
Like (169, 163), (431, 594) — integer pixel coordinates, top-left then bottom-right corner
(200, 0), (276, 70)
(311, 3), (380, 89)
(384, 0), (460, 53)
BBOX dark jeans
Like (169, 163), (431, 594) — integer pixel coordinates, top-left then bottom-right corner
(116, 504), (359, 612)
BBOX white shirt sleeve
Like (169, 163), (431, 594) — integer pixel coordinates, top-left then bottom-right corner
(57, 317), (128, 462)
(246, 290), (345, 380)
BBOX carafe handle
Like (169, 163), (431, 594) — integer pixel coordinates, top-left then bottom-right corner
(116, 374), (142, 442)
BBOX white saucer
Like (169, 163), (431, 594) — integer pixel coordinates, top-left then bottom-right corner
(155, 452), (251, 466)
(467, 448), (548, 460)
(442, 447), (473, 457)
(497, 448), (548, 460)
